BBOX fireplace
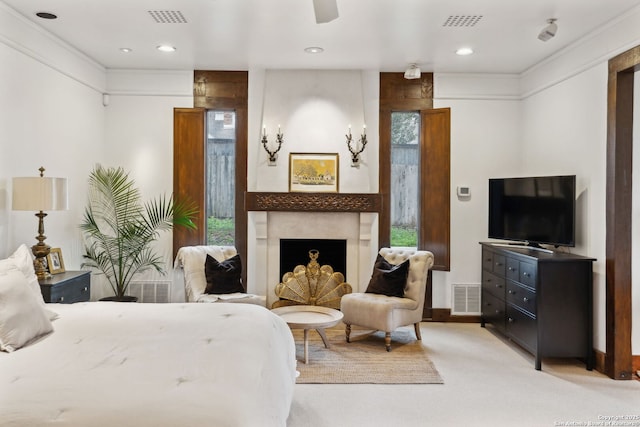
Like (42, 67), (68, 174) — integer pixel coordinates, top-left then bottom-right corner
(279, 239), (347, 281)
(247, 210), (378, 307)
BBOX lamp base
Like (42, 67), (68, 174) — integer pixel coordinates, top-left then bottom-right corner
(32, 240), (51, 280)
(34, 256), (51, 280)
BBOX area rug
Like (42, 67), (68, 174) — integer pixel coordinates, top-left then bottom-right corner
(292, 327), (444, 384)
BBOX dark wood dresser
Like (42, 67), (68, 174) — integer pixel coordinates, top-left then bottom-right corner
(480, 242), (595, 370)
(39, 271), (91, 303)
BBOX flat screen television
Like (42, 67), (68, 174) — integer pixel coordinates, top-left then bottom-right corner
(488, 175), (576, 247)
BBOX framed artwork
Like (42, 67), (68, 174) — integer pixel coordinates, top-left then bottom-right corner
(289, 153), (339, 193)
(47, 248), (66, 274)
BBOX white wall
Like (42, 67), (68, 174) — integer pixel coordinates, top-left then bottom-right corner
(0, 28), (105, 265)
(248, 69), (379, 193)
(520, 63), (608, 350)
(433, 92), (522, 307)
(97, 70), (193, 300)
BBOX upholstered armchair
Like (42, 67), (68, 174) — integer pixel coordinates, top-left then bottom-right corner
(340, 247), (434, 351)
(174, 245), (266, 306)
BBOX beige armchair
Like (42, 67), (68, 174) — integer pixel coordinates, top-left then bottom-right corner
(174, 245), (266, 306)
(340, 247), (434, 351)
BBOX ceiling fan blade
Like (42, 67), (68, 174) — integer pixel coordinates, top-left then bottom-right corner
(313, 0), (339, 24)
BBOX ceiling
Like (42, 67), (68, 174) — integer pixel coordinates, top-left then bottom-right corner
(3, 0), (640, 74)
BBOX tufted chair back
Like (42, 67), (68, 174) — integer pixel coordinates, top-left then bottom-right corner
(378, 247), (433, 306)
(340, 247), (434, 351)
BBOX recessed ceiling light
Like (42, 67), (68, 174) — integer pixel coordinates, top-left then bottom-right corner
(36, 12), (57, 20)
(304, 46), (324, 54)
(456, 47), (474, 56)
(156, 45), (176, 52)
(120, 48), (133, 53)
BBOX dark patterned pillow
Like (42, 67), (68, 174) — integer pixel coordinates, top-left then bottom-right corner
(204, 254), (244, 294)
(365, 254), (409, 297)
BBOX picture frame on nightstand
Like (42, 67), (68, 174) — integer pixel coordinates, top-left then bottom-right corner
(47, 248), (66, 274)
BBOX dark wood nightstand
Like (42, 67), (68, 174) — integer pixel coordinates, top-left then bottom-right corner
(39, 271), (91, 303)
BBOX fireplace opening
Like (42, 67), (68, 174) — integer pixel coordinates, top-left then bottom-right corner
(279, 239), (347, 280)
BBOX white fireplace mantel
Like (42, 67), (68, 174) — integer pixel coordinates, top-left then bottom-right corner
(247, 211), (378, 308)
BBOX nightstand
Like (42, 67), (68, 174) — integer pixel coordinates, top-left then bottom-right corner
(39, 271), (91, 303)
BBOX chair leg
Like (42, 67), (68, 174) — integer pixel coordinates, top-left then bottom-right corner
(414, 322), (422, 341)
(345, 324), (351, 343)
(385, 332), (391, 352)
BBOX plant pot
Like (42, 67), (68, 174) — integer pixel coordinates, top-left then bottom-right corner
(99, 295), (138, 302)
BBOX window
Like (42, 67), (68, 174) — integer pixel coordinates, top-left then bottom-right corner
(173, 71), (248, 267)
(206, 110), (236, 246)
(390, 111), (420, 247)
(379, 72), (450, 271)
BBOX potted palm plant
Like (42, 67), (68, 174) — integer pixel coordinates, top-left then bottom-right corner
(81, 165), (197, 301)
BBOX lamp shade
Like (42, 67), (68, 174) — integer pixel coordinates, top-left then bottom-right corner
(12, 177), (68, 211)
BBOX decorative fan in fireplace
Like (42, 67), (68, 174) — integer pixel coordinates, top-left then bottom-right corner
(272, 249), (351, 309)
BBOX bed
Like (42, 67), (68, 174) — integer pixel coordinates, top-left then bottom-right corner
(0, 301), (297, 427)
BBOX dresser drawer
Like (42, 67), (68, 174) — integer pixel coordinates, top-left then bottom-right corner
(482, 271), (505, 299)
(506, 305), (537, 353)
(39, 271), (91, 304)
(506, 257), (519, 281)
(482, 248), (494, 272)
(506, 281), (536, 316)
(492, 254), (506, 276)
(519, 262), (537, 288)
(482, 291), (505, 332)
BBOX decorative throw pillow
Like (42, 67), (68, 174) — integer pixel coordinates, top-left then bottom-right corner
(0, 268), (54, 352)
(204, 254), (244, 294)
(365, 254), (410, 297)
(0, 244), (58, 321)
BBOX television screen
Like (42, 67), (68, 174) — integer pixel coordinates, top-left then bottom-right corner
(488, 175), (576, 247)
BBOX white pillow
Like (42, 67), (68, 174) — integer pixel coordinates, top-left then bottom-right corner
(0, 268), (54, 352)
(0, 244), (58, 320)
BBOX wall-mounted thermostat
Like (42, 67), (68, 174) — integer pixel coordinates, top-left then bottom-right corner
(457, 186), (471, 199)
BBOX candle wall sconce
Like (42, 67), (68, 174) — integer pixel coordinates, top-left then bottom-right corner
(262, 127), (284, 166)
(346, 125), (368, 167)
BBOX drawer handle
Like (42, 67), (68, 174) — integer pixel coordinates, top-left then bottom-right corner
(508, 267), (515, 271)
(495, 310), (501, 314)
(495, 262), (503, 267)
(83, 286), (88, 292)
(495, 284), (502, 289)
(523, 272), (530, 277)
(508, 290), (515, 295)
(508, 317), (514, 323)
(59, 296), (64, 302)
(523, 297), (529, 303)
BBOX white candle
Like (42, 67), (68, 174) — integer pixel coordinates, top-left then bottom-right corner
(363, 124), (366, 134)
(278, 124), (281, 133)
(263, 125), (266, 137)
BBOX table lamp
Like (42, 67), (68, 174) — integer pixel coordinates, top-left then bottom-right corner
(12, 167), (68, 279)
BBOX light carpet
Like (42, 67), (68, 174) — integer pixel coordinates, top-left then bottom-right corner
(292, 327), (443, 384)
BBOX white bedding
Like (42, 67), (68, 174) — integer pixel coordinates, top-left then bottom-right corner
(0, 302), (297, 427)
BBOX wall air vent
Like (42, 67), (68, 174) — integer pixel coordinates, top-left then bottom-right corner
(451, 284), (481, 315)
(129, 281), (171, 303)
(148, 10), (187, 24)
(443, 15), (483, 27)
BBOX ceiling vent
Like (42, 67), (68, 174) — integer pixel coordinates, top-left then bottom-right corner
(443, 15), (483, 27)
(148, 10), (187, 24)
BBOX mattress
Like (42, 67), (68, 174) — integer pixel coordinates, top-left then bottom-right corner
(0, 302), (297, 427)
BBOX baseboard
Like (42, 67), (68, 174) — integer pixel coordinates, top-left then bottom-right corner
(425, 308), (481, 323)
(594, 349), (606, 375)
